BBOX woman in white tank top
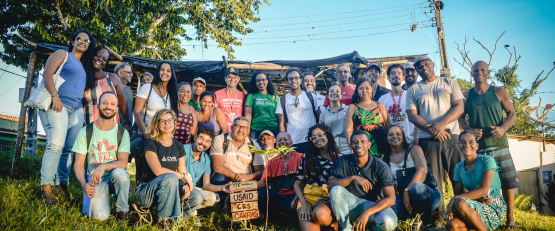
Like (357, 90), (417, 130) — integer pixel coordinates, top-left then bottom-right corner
(382, 125), (441, 227)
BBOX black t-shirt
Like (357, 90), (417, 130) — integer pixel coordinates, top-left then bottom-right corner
(141, 138), (186, 184)
(331, 154), (394, 202)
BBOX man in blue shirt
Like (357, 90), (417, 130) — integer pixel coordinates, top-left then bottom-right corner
(184, 128), (231, 210)
(328, 130), (397, 231)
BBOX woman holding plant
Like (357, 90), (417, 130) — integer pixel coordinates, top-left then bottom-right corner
(294, 124), (341, 230)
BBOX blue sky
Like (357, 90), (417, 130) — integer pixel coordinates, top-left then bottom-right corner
(0, 0), (554, 133)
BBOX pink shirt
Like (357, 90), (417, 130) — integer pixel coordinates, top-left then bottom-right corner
(323, 84), (356, 106)
(214, 88), (247, 132)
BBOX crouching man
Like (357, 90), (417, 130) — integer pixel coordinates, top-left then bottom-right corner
(256, 132), (303, 217)
(73, 92), (131, 220)
(328, 130), (397, 231)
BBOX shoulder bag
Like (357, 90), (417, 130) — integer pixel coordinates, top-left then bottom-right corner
(24, 51), (68, 111)
(396, 144), (437, 192)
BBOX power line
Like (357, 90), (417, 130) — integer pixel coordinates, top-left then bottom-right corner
(260, 1), (427, 20)
(241, 21), (427, 40)
(248, 7), (424, 29)
(0, 67), (26, 78)
(0, 78), (24, 97)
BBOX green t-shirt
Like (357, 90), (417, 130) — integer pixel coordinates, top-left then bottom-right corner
(245, 93), (279, 131)
(453, 155), (501, 191)
(189, 100), (201, 110)
(72, 124), (131, 180)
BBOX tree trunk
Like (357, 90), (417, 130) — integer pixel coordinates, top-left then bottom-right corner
(12, 51), (37, 177)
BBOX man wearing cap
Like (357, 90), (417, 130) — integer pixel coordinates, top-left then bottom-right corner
(406, 55), (464, 228)
(364, 62), (391, 101)
(190, 77), (206, 110)
(402, 62), (419, 90)
(214, 67), (247, 132)
(256, 132), (303, 217)
(259, 130), (281, 164)
(323, 63), (357, 107)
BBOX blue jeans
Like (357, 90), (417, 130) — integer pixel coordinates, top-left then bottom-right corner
(211, 173), (232, 208)
(392, 183), (441, 226)
(257, 189), (296, 215)
(39, 105), (84, 185)
(90, 168), (130, 220)
(329, 186), (397, 231)
(135, 173), (203, 219)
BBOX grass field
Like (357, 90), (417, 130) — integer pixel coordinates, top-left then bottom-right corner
(1, 153), (554, 230)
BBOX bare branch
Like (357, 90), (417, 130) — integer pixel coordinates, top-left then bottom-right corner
(454, 40), (473, 75)
(473, 32), (505, 66)
(463, 35), (473, 65)
(146, 13), (167, 37)
(52, 1), (68, 30)
(453, 58), (472, 74)
(504, 46), (513, 68)
(521, 66), (555, 103)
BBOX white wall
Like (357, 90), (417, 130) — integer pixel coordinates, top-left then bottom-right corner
(508, 138), (555, 171)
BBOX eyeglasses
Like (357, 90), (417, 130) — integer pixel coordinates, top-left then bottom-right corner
(337, 70), (350, 74)
(76, 37), (91, 44)
(159, 118), (175, 125)
(288, 77), (301, 82)
(256, 78), (268, 83)
(309, 132), (326, 142)
(233, 124), (249, 131)
(227, 76), (239, 80)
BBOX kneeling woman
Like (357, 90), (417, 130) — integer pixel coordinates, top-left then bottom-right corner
(294, 124), (341, 230)
(135, 109), (203, 223)
(446, 130), (506, 231)
(384, 125), (441, 227)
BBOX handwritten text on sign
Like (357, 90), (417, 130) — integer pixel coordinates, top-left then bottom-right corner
(232, 210), (260, 221)
(230, 191), (258, 203)
(231, 201), (258, 212)
(229, 181), (257, 192)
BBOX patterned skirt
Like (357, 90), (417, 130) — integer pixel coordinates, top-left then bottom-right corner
(460, 188), (507, 230)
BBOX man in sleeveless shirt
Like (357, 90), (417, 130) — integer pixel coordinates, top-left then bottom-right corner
(406, 55), (465, 228)
(214, 67), (247, 132)
(458, 61), (520, 230)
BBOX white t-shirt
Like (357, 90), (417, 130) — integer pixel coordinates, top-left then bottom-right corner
(275, 91), (318, 144)
(314, 92), (326, 112)
(136, 83), (172, 126)
(378, 90), (416, 143)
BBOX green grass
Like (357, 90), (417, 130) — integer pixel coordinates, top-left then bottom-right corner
(1, 153), (555, 230)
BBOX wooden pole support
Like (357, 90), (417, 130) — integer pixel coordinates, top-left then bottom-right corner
(12, 51), (37, 177)
(13, 34), (37, 48)
(105, 47), (123, 61)
(222, 56), (247, 94)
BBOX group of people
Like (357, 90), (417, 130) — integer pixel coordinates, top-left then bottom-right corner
(37, 30), (520, 231)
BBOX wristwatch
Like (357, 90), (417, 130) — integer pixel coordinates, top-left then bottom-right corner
(404, 188), (409, 192)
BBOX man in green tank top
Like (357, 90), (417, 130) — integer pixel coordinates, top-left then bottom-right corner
(458, 61), (520, 230)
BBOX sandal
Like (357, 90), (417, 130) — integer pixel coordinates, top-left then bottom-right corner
(507, 224), (520, 230)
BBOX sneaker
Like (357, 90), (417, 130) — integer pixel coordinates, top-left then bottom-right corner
(41, 184), (58, 204)
(193, 215), (202, 227)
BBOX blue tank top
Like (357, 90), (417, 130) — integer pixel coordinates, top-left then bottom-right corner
(57, 53), (86, 108)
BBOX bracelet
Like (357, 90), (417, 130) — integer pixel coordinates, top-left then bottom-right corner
(51, 95), (59, 98)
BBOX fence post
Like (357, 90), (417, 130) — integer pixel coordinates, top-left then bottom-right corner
(11, 51), (36, 178)
(26, 71), (39, 157)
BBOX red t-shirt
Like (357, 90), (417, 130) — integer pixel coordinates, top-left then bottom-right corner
(261, 152), (303, 195)
(214, 88), (246, 132)
(323, 84), (356, 106)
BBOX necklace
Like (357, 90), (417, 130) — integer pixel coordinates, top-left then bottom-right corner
(389, 90), (403, 122)
(225, 88), (239, 120)
(156, 84), (169, 108)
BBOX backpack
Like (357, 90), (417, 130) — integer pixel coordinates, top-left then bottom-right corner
(85, 123), (125, 173)
(222, 132), (257, 169)
(279, 91), (319, 128)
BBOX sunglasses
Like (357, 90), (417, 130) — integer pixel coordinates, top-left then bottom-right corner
(309, 132), (326, 142)
(76, 37), (91, 45)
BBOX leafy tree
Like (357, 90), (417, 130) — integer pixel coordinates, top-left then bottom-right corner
(0, 0), (268, 69)
(453, 32), (554, 136)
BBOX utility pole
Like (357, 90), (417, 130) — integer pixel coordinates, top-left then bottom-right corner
(26, 71), (39, 157)
(432, 0), (451, 77)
